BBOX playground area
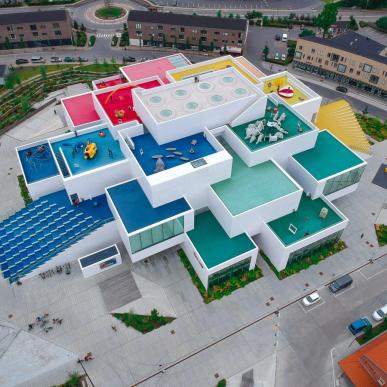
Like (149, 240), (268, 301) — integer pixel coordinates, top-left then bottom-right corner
(95, 77), (128, 90)
(50, 128), (124, 176)
(62, 93), (101, 127)
(95, 80), (161, 126)
(131, 132), (217, 175)
(18, 143), (59, 183)
(263, 76), (308, 105)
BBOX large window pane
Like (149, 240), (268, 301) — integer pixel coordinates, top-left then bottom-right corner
(151, 224), (164, 245)
(323, 166), (365, 196)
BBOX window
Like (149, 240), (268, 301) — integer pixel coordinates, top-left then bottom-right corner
(295, 51), (302, 59)
(299, 45), (303, 50)
(40, 25), (46, 29)
(170, 27), (175, 31)
(54, 30), (62, 36)
(357, 71), (360, 75)
(200, 29), (207, 34)
(349, 68), (353, 73)
(201, 37), (207, 42)
(237, 39), (242, 44)
(19, 34), (24, 38)
(325, 60), (329, 65)
(32, 32), (38, 37)
(311, 48), (315, 53)
(192, 29), (197, 33)
(42, 32), (47, 36)
(323, 166), (365, 195)
(363, 64), (372, 73)
(222, 32), (228, 36)
(337, 64), (346, 73)
(9, 33), (15, 39)
(327, 52), (331, 58)
(158, 33), (163, 38)
(178, 34), (184, 40)
(129, 217), (184, 254)
(331, 53), (339, 62)
(214, 31), (220, 35)
(136, 31), (142, 36)
(52, 23), (59, 28)
(180, 27), (185, 32)
(30, 25), (37, 31)
(157, 25), (163, 30)
(136, 23), (141, 29)
(369, 75), (379, 84)
(16, 26), (23, 30)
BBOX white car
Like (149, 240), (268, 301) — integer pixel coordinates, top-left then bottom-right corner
(302, 292), (320, 306)
(281, 53), (286, 61)
(372, 304), (387, 321)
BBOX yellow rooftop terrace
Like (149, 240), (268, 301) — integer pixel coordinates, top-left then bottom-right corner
(167, 55), (262, 85)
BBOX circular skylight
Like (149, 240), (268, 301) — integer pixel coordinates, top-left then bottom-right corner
(221, 76), (235, 84)
(173, 88), (189, 99)
(158, 109), (174, 120)
(197, 82), (213, 92)
(232, 87), (248, 97)
(184, 101), (200, 112)
(209, 94), (224, 105)
(148, 95), (163, 106)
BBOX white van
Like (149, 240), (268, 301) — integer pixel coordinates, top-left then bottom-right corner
(282, 33), (288, 42)
(31, 56), (45, 63)
(372, 304), (387, 321)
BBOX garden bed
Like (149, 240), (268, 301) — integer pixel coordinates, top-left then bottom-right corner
(355, 113), (387, 142)
(261, 240), (347, 280)
(95, 6), (126, 20)
(178, 249), (263, 304)
(375, 224), (387, 247)
(17, 175), (32, 206)
(356, 319), (387, 345)
(113, 309), (175, 334)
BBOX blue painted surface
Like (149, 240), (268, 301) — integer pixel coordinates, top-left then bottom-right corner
(131, 132), (216, 176)
(51, 128), (124, 175)
(107, 180), (191, 233)
(0, 190), (113, 283)
(18, 143), (59, 183)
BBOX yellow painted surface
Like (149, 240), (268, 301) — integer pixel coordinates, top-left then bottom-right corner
(170, 59), (258, 84)
(235, 57), (266, 79)
(263, 77), (308, 105)
(316, 99), (370, 154)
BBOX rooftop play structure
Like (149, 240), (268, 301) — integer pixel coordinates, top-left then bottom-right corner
(1, 54), (368, 287)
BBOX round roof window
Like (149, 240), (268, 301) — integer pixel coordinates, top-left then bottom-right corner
(148, 95), (163, 105)
(222, 76), (235, 84)
(210, 94), (224, 104)
(233, 87), (248, 96)
(174, 88), (188, 99)
(197, 82), (213, 92)
(159, 109), (173, 118)
(184, 101), (200, 112)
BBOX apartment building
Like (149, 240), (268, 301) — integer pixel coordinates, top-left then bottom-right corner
(293, 31), (387, 98)
(0, 9), (72, 50)
(127, 10), (248, 53)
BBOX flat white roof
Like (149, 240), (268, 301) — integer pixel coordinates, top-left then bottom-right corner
(135, 68), (259, 122)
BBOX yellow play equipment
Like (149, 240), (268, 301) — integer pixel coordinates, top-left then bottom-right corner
(104, 84), (129, 105)
(84, 143), (97, 160)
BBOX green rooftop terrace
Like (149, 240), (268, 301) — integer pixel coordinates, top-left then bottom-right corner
(211, 139), (299, 216)
(187, 211), (256, 269)
(293, 130), (364, 181)
(268, 194), (344, 246)
(231, 99), (313, 152)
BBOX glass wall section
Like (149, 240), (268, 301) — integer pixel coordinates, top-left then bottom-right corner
(287, 230), (343, 265)
(208, 257), (251, 287)
(129, 216), (184, 254)
(323, 166), (365, 196)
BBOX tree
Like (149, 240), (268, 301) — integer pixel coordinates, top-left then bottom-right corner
(236, 14), (241, 19)
(198, 37), (203, 51)
(20, 96), (30, 114)
(185, 37), (190, 49)
(314, 3), (338, 37)
(192, 12), (197, 15)
(228, 13), (234, 18)
(174, 36), (177, 48)
(123, 23), (128, 31)
(80, 23), (86, 32)
(262, 45), (269, 59)
(347, 15), (359, 30)
(94, 57), (100, 66)
(216, 10), (222, 18)
(4, 37), (11, 50)
(299, 29), (315, 37)
(73, 20), (79, 30)
(376, 16), (387, 31)
(39, 65), (47, 80)
(209, 41), (215, 51)
(150, 308), (159, 321)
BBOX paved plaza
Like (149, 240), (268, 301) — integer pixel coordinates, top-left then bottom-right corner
(0, 104), (386, 386)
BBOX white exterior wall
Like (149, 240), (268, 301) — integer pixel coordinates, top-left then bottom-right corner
(227, 95), (268, 126)
(23, 221), (120, 279)
(293, 97), (322, 122)
(27, 175), (64, 201)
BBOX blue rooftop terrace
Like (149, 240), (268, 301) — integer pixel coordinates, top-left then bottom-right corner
(107, 180), (191, 234)
(131, 132), (216, 176)
(51, 128), (125, 176)
(18, 143), (59, 184)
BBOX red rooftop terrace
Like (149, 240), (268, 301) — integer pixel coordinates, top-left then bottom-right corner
(95, 76), (128, 90)
(95, 80), (161, 126)
(62, 93), (100, 127)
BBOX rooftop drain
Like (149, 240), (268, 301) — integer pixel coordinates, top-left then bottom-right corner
(197, 82), (213, 92)
(173, 89), (189, 99)
(148, 95), (163, 106)
(209, 94), (225, 105)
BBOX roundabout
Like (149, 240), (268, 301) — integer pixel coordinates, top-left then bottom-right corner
(95, 6), (127, 20)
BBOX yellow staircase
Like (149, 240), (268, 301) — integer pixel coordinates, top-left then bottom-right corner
(315, 99), (371, 155)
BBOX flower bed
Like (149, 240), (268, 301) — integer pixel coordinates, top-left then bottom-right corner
(178, 249), (263, 304)
(17, 175), (32, 205)
(95, 7), (125, 20)
(375, 224), (387, 247)
(356, 319), (387, 345)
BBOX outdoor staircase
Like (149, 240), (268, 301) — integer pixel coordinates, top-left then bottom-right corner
(0, 191), (114, 283)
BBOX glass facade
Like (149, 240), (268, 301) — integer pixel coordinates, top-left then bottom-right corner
(129, 216), (184, 254)
(323, 166), (365, 196)
(287, 230), (343, 265)
(208, 257), (251, 287)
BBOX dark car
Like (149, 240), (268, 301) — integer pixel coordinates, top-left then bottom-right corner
(275, 34), (281, 41)
(64, 56), (77, 63)
(336, 85), (348, 93)
(348, 318), (371, 335)
(16, 58), (29, 65)
(77, 57), (89, 62)
(328, 274), (353, 293)
(123, 56), (136, 63)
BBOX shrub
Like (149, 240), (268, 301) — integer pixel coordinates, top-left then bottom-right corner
(217, 379), (227, 387)
(88, 35), (96, 47)
(17, 175), (32, 205)
(299, 29), (315, 37)
(376, 15), (387, 31)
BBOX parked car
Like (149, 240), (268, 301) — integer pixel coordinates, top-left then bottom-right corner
(50, 56), (62, 63)
(64, 56), (77, 63)
(336, 85), (348, 93)
(372, 304), (387, 321)
(281, 53), (286, 61)
(16, 58), (29, 65)
(275, 34), (281, 41)
(31, 56), (45, 63)
(77, 57), (89, 62)
(282, 33), (288, 42)
(274, 52), (280, 60)
(123, 56), (136, 63)
(328, 274), (353, 293)
(302, 292), (321, 307)
(348, 318), (371, 335)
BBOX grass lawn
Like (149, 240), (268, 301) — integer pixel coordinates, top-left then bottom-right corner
(261, 240), (346, 280)
(112, 309), (175, 334)
(356, 113), (387, 142)
(357, 319), (387, 345)
(178, 249), (263, 303)
(375, 224), (387, 247)
(95, 6), (125, 19)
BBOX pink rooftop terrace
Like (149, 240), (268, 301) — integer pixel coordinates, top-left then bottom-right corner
(121, 57), (181, 84)
(62, 93), (100, 127)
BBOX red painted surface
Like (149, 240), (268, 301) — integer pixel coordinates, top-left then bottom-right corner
(121, 58), (177, 84)
(62, 93), (100, 127)
(96, 77), (128, 89)
(95, 80), (160, 126)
